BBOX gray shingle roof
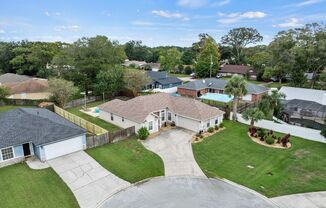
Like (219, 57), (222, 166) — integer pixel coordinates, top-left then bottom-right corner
(155, 77), (182, 85)
(146, 71), (182, 86)
(146, 71), (168, 80)
(0, 108), (86, 149)
(0, 73), (31, 84)
(178, 78), (268, 94)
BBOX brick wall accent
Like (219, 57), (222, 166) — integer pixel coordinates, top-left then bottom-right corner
(252, 92), (267, 102)
(177, 88), (197, 97)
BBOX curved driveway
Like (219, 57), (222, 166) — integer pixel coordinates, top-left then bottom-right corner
(141, 128), (205, 177)
(99, 176), (278, 208)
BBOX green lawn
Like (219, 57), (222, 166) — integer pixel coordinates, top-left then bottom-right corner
(193, 120), (326, 197)
(87, 137), (164, 183)
(168, 72), (190, 78)
(66, 101), (121, 132)
(266, 82), (289, 89)
(0, 105), (34, 112)
(0, 164), (78, 208)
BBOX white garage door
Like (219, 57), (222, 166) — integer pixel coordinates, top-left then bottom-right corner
(43, 135), (84, 160)
(177, 116), (200, 132)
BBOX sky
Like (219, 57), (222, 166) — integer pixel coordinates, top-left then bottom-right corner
(0, 0), (325, 47)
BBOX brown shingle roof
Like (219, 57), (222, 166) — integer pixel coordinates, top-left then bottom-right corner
(220, 65), (256, 75)
(4, 78), (49, 94)
(99, 93), (224, 123)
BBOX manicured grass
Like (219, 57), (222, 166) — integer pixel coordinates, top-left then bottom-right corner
(193, 120), (326, 197)
(0, 163), (78, 208)
(86, 137), (164, 183)
(168, 72), (190, 78)
(0, 105), (34, 112)
(66, 101), (121, 132)
(266, 82), (289, 89)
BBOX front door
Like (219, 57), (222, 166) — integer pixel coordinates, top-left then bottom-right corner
(23, 143), (31, 156)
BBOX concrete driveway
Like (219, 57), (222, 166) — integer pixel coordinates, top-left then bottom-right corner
(141, 128), (205, 177)
(271, 191), (326, 208)
(47, 151), (130, 208)
(99, 176), (278, 208)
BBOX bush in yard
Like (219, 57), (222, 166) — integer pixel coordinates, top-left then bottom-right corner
(214, 125), (219, 130)
(257, 128), (266, 141)
(137, 127), (149, 140)
(219, 122), (224, 128)
(265, 135), (275, 145)
(208, 127), (214, 133)
(321, 128), (326, 138)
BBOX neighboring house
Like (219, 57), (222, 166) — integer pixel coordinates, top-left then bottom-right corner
(279, 87), (326, 127)
(145, 71), (182, 89)
(99, 93), (224, 133)
(0, 73), (51, 100)
(219, 64), (257, 79)
(177, 78), (269, 102)
(0, 108), (86, 167)
(123, 60), (160, 71)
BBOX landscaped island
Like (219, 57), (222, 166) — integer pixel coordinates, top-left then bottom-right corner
(193, 120), (326, 197)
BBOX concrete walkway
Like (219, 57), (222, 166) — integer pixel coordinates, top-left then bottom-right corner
(26, 157), (49, 169)
(47, 151), (130, 208)
(271, 191), (326, 208)
(141, 129), (206, 177)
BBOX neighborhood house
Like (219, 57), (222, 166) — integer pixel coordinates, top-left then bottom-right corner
(219, 64), (257, 79)
(145, 71), (182, 89)
(177, 78), (269, 102)
(0, 108), (86, 167)
(99, 93), (224, 133)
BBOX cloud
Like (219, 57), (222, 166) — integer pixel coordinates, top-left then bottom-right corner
(152, 10), (190, 21)
(54, 25), (81, 32)
(177, 0), (208, 8)
(0, 29), (5, 34)
(44, 11), (61, 17)
(131, 21), (154, 26)
(291, 0), (323, 7)
(273, 18), (303, 28)
(218, 11), (267, 24)
(211, 0), (231, 7)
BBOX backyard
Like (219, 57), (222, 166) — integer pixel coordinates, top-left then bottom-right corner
(193, 120), (326, 197)
(86, 137), (164, 183)
(0, 164), (78, 208)
(0, 105), (34, 112)
(66, 101), (121, 132)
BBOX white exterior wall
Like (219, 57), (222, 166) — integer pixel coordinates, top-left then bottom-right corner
(100, 111), (139, 130)
(201, 115), (223, 131)
(242, 94), (252, 101)
(142, 114), (160, 133)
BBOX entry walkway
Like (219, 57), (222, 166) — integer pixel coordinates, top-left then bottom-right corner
(271, 191), (326, 208)
(141, 128), (205, 177)
(47, 151), (130, 208)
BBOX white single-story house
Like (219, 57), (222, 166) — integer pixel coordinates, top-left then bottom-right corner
(0, 108), (86, 168)
(99, 93), (224, 134)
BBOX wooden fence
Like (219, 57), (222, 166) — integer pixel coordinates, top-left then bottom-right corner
(54, 105), (108, 135)
(0, 98), (46, 106)
(64, 96), (101, 109)
(110, 126), (135, 142)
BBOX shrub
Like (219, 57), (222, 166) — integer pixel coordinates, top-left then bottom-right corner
(265, 135), (275, 145)
(207, 127), (214, 133)
(214, 125), (219, 130)
(196, 132), (201, 137)
(321, 128), (326, 138)
(219, 122), (224, 128)
(257, 128), (266, 140)
(199, 134), (204, 138)
(137, 127), (149, 140)
(184, 66), (192, 75)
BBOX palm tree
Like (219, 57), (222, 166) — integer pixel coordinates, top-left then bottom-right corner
(224, 75), (248, 120)
(259, 90), (286, 119)
(242, 107), (265, 127)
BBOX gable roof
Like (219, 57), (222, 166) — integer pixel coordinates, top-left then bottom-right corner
(220, 65), (256, 75)
(178, 78), (268, 94)
(146, 71), (182, 86)
(0, 108), (86, 149)
(146, 71), (168, 80)
(155, 77), (182, 85)
(0, 73), (31, 84)
(4, 78), (49, 94)
(279, 86), (326, 105)
(99, 93), (224, 123)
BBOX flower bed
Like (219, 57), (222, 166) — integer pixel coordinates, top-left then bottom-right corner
(248, 127), (291, 149)
(192, 127), (225, 143)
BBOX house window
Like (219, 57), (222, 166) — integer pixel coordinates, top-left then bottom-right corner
(207, 122), (210, 128)
(168, 112), (172, 121)
(148, 121), (153, 131)
(111, 113), (114, 121)
(161, 111), (165, 121)
(122, 117), (124, 122)
(215, 118), (218, 125)
(1, 147), (14, 161)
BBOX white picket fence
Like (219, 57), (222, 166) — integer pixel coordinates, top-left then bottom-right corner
(231, 113), (325, 143)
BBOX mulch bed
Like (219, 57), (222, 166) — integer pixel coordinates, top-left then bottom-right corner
(247, 132), (291, 149)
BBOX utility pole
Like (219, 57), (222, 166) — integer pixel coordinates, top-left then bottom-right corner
(210, 55), (213, 78)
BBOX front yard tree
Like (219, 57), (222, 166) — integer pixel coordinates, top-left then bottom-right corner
(159, 48), (181, 73)
(259, 90), (286, 119)
(221, 27), (263, 64)
(242, 107), (264, 128)
(195, 34), (220, 78)
(124, 68), (150, 97)
(224, 75), (248, 121)
(95, 65), (124, 98)
(49, 78), (78, 107)
(0, 86), (10, 100)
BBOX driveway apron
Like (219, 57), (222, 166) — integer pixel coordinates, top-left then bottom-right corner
(271, 191), (326, 208)
(47, 151), (130, 208)
(142, 128), (205, 177)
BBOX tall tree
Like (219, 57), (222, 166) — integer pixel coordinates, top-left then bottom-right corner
(224, 75), (248, 121)
(181, 48), (196, 65)
(0, 42), (16, 74)
(95, 65), (124, 98)
(221, 27), (263, 64)
(48, 78), (78, 107)
(123, 68), (150, 96)
(159, 48), (181, 73)
(194, 34), (220, 78)
(124, 40), (151, 61)
(259, 90), (286, 119)
(242, 107), (264, 127)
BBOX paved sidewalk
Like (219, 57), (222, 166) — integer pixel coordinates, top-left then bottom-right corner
(271, 191), (326, 208)
(142, 128), (205, 177)
(47, 151), (130, 208)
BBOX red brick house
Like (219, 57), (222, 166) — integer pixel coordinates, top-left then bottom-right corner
(219, 64), (257, 79)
